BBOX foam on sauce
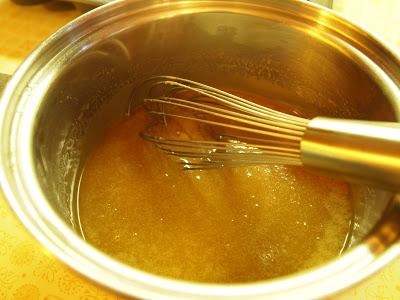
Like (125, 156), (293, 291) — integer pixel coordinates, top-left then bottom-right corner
(77, 106), (353, 283)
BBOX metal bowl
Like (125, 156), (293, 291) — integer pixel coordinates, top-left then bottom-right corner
(1, 0), (400, 298)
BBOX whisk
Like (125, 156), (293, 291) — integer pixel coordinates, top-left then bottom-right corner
(136, 76), (400, 190)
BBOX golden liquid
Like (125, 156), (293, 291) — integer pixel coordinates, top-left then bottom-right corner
(78, 106), (353, 283)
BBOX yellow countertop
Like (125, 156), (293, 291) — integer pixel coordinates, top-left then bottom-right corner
(0, 0), (399, 299)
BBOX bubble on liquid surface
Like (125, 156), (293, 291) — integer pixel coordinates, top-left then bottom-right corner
(78, 107), (353, 283)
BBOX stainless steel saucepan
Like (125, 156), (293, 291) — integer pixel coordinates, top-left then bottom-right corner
(1, 0), (400, 299)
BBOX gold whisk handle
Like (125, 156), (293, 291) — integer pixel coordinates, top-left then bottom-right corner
(301, 117), (400, 191)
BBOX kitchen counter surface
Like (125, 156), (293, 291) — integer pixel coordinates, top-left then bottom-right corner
(0, 0), (399, 299)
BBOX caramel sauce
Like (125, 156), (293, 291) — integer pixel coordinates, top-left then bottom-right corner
(78, 102), (352, 283)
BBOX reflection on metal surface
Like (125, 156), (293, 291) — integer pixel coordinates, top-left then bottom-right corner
(308, 0), (333, 9)
(0, 73), (10, 96)
(62, 0), (112, 7)
(367, 195), (400, 254)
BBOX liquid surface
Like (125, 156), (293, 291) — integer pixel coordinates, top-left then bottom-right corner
(78, 107), (353, 283)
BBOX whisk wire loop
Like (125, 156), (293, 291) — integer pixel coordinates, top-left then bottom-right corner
(145, 98), (304, 141)
(157, 79), (308, 127)
(133, 76), (308, 169)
